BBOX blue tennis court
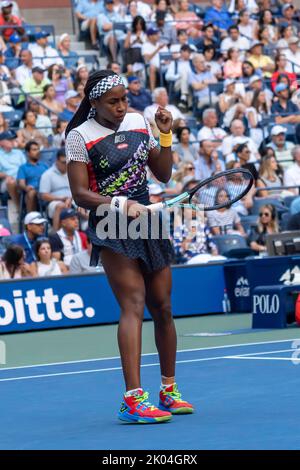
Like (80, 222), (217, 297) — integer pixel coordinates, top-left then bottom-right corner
(1, 336), (300, 450)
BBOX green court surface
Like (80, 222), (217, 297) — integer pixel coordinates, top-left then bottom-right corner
(1, 313), (299, 368)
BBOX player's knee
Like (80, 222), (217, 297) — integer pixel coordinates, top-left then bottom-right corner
(151, 301), (172, 323)
(122, 293), (145, 319)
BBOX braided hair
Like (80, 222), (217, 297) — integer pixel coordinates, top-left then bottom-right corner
(65, 69), (118, 137)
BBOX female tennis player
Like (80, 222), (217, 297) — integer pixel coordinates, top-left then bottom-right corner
(66, 70), (193, 424)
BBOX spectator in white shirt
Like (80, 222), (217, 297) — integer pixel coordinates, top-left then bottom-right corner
(165, 44), (193, 112)
(15, 49), (33, 87)
(222, 118), (259, 161)
(142, 27), (169, 91)
(29, 31), (64, 69)
(144, 87), (184, 128)
(284, 145), (300, 194)
(284, 36), (300, 75)
(197, 108), (227, 149)
(220, 24), (250, 59)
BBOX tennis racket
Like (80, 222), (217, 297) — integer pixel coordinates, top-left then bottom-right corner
(149, 168), (254, 212)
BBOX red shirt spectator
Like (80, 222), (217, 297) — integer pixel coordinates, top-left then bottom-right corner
(0, 1), (23, 42)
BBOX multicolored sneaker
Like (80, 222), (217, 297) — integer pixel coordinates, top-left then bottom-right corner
(118, 389), (172, 424)
(158, 384), (194, 414)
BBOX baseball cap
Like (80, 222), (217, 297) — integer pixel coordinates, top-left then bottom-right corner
(128, 75), (139, 83)
(104, 0), (114, 4)
(1, 1), (13, 8)
(147, 27), (159, 36)
(271, 125), (287, 136)
(64, 90), (79, 101)
(0, 130), (17, 141)
(249, 40), (263, 50)
(9, 33), (21, 43)
(35, 31), (50, 40)
(282, 3), (294, 12)
(249, 74), (262, 85)
(288, 36), (299, 44)
(32, 66), (45, 74)
(59, 208), (78, 221)
(224, 78), (235, 88)
(24, 211), (47, 225)
(275, 82), (288, 93)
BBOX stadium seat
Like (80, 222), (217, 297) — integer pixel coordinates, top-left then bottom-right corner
(3, 110), (24, 127)
(39, 148), (60, 167)
(251, 197), (289, 217)
(240, 215), (258, 235)
(211, 234), (249, 257)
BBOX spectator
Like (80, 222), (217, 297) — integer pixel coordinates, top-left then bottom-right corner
(123, 15), (147, 74)
(204, 0), (233, 35)
(0, 1), (24, 42)
(249, 204), (279, 253)
(244, 74), (272, 108)
(47, 63), (73, 106)
(49, 208), (88, 267)
(143, 87), (184, 128)
(154, 9), (177, 45)
(29, 31), (64, 69)
(31, 238), (68, 277)
(197, 108), (227, 148)
(172, 127), (198, 164)
(194, 23), (219, 52)
(256, 8), (278, 43)
(126, 75), (152, 112)
(19, 65), (50, 105)
(220, 25), (250, 58)
(223, 47), (243, 79)
(0, 244), (32, 279)
(106, 61), (128, 88)
(188, 53), (218, 109)
(97, 0), (126, 62)
(286, 210), (300, 230)
(42, 84), (64, 114)
(74, 64), (89, 89)
(222, 119), (260, 161)
(237, 8), (257, 40)
(4, 32), (22, 70)
(151, 0), (174, 22)
(174, 0), (202, 38)
(15, 49), (33, 87)
(203, 45), (222, 80)
(283, 145), (300, 193)
(278, 3), (299, 35)
(0, 112), (8, 133)
(69, 236), (103, 274)
(9, 211), (47, 263)
(17, 111), (49, 149)
(247, 40), (275, 77)
(276, 24), (293, 50)
(75, 0), (103, 49)
(227, 143), (259, 180)
(27, 101), (53, 139)
(53, 115), (68, 148)
(0, 52), (13, 111)
(241, 60), (257, 84)
(141, 27), (169, 91)
(165, 44), (193, 111)
(39, 148), (73, 231)
(207, 187), (246, 236)
(17, 140), (48, 212)
(256, 155), (283, 197)
(271, 54), (297, 92)
(219, 79), (246, 128)
(246, 88), (271, 145)
(57, 33), (79, 69)
(194, 139), (225, 180)
(172, 162), (197, 193)
(284, 36), (300, 74)
(62, 90), (80, 121)
(0, 130), (25, 208)
(268, 124), (295, 167)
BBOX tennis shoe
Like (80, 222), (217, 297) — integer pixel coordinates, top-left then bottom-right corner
(118, 389), (172, 424)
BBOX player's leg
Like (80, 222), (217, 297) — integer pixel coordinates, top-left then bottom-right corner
(144, 265), (194, 414)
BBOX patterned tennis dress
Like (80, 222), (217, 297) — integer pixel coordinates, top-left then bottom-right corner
(66, 112), (174, 272)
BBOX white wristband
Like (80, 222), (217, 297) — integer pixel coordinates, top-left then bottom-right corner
(110, 196), (128, 215)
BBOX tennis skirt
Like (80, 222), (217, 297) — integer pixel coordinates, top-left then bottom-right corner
(88, 192), (174, 273)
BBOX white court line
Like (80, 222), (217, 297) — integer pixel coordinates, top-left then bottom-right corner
(0, 338), (298, 372)
(226, 356), (300, 362)
(0, 355), (233, 383)
(226, 348), (295, 357)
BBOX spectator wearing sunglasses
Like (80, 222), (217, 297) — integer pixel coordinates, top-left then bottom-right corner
(248, 204), (279, 253)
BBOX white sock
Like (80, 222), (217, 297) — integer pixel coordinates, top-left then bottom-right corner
(124, 388), (143, 397)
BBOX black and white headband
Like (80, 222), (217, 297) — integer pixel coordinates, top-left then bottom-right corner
(88, 75), (124, 119)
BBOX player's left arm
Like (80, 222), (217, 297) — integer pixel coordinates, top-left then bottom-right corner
(147, 107), (173, 183)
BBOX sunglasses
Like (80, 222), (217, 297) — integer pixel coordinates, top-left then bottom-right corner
(259, 212), (271, 217)
(187, 167), (195, 171)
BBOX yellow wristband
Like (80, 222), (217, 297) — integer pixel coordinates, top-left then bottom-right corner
(159, 131), (172, 148)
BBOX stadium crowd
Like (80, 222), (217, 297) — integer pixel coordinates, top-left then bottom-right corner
(1, 0), (300, 279)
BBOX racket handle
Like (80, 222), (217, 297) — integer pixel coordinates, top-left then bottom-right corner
(148, 202), (164, 212)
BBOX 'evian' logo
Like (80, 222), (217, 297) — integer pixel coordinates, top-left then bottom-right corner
(234, 277), (250, 297)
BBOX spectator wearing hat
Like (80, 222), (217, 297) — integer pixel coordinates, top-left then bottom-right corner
(220, 25), (250, 60)
(278, 4), (300, 35)
(17, 140), (48, 212)
(204, 0), (233, 35)
(39, 148), (73, 231)
(141, 27), (169, 91)
(165, 44), (193, 112)
(15, 49), (33, 87)
(127, 76), (152, 112)
(61, 90), (80, 121)
(0, 1), (24, 42)
(268, 124), (295, 168)
(49, 208), (88, 267)
(271, 82), (300, 127)
(57, 33), (79, 69)
(9, 211), (47, 263)
(0, 130), (25, 208)
(244, 74), (273, 108)
(143, 87), (184, 130)
(4, 32), (23, 69)
(17, 110), (49, 149)
(188, 53), (218, 110)
(194, 139), (225, 180)
(19, 66), (50, 106)
(197, 108), (227, 148)
(284, 36), (300, 74)
(29, 31), (63, 69)
(97, 0), (126, 62)
(247, 40), (274, 78)
(75, 0), (104, 50)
